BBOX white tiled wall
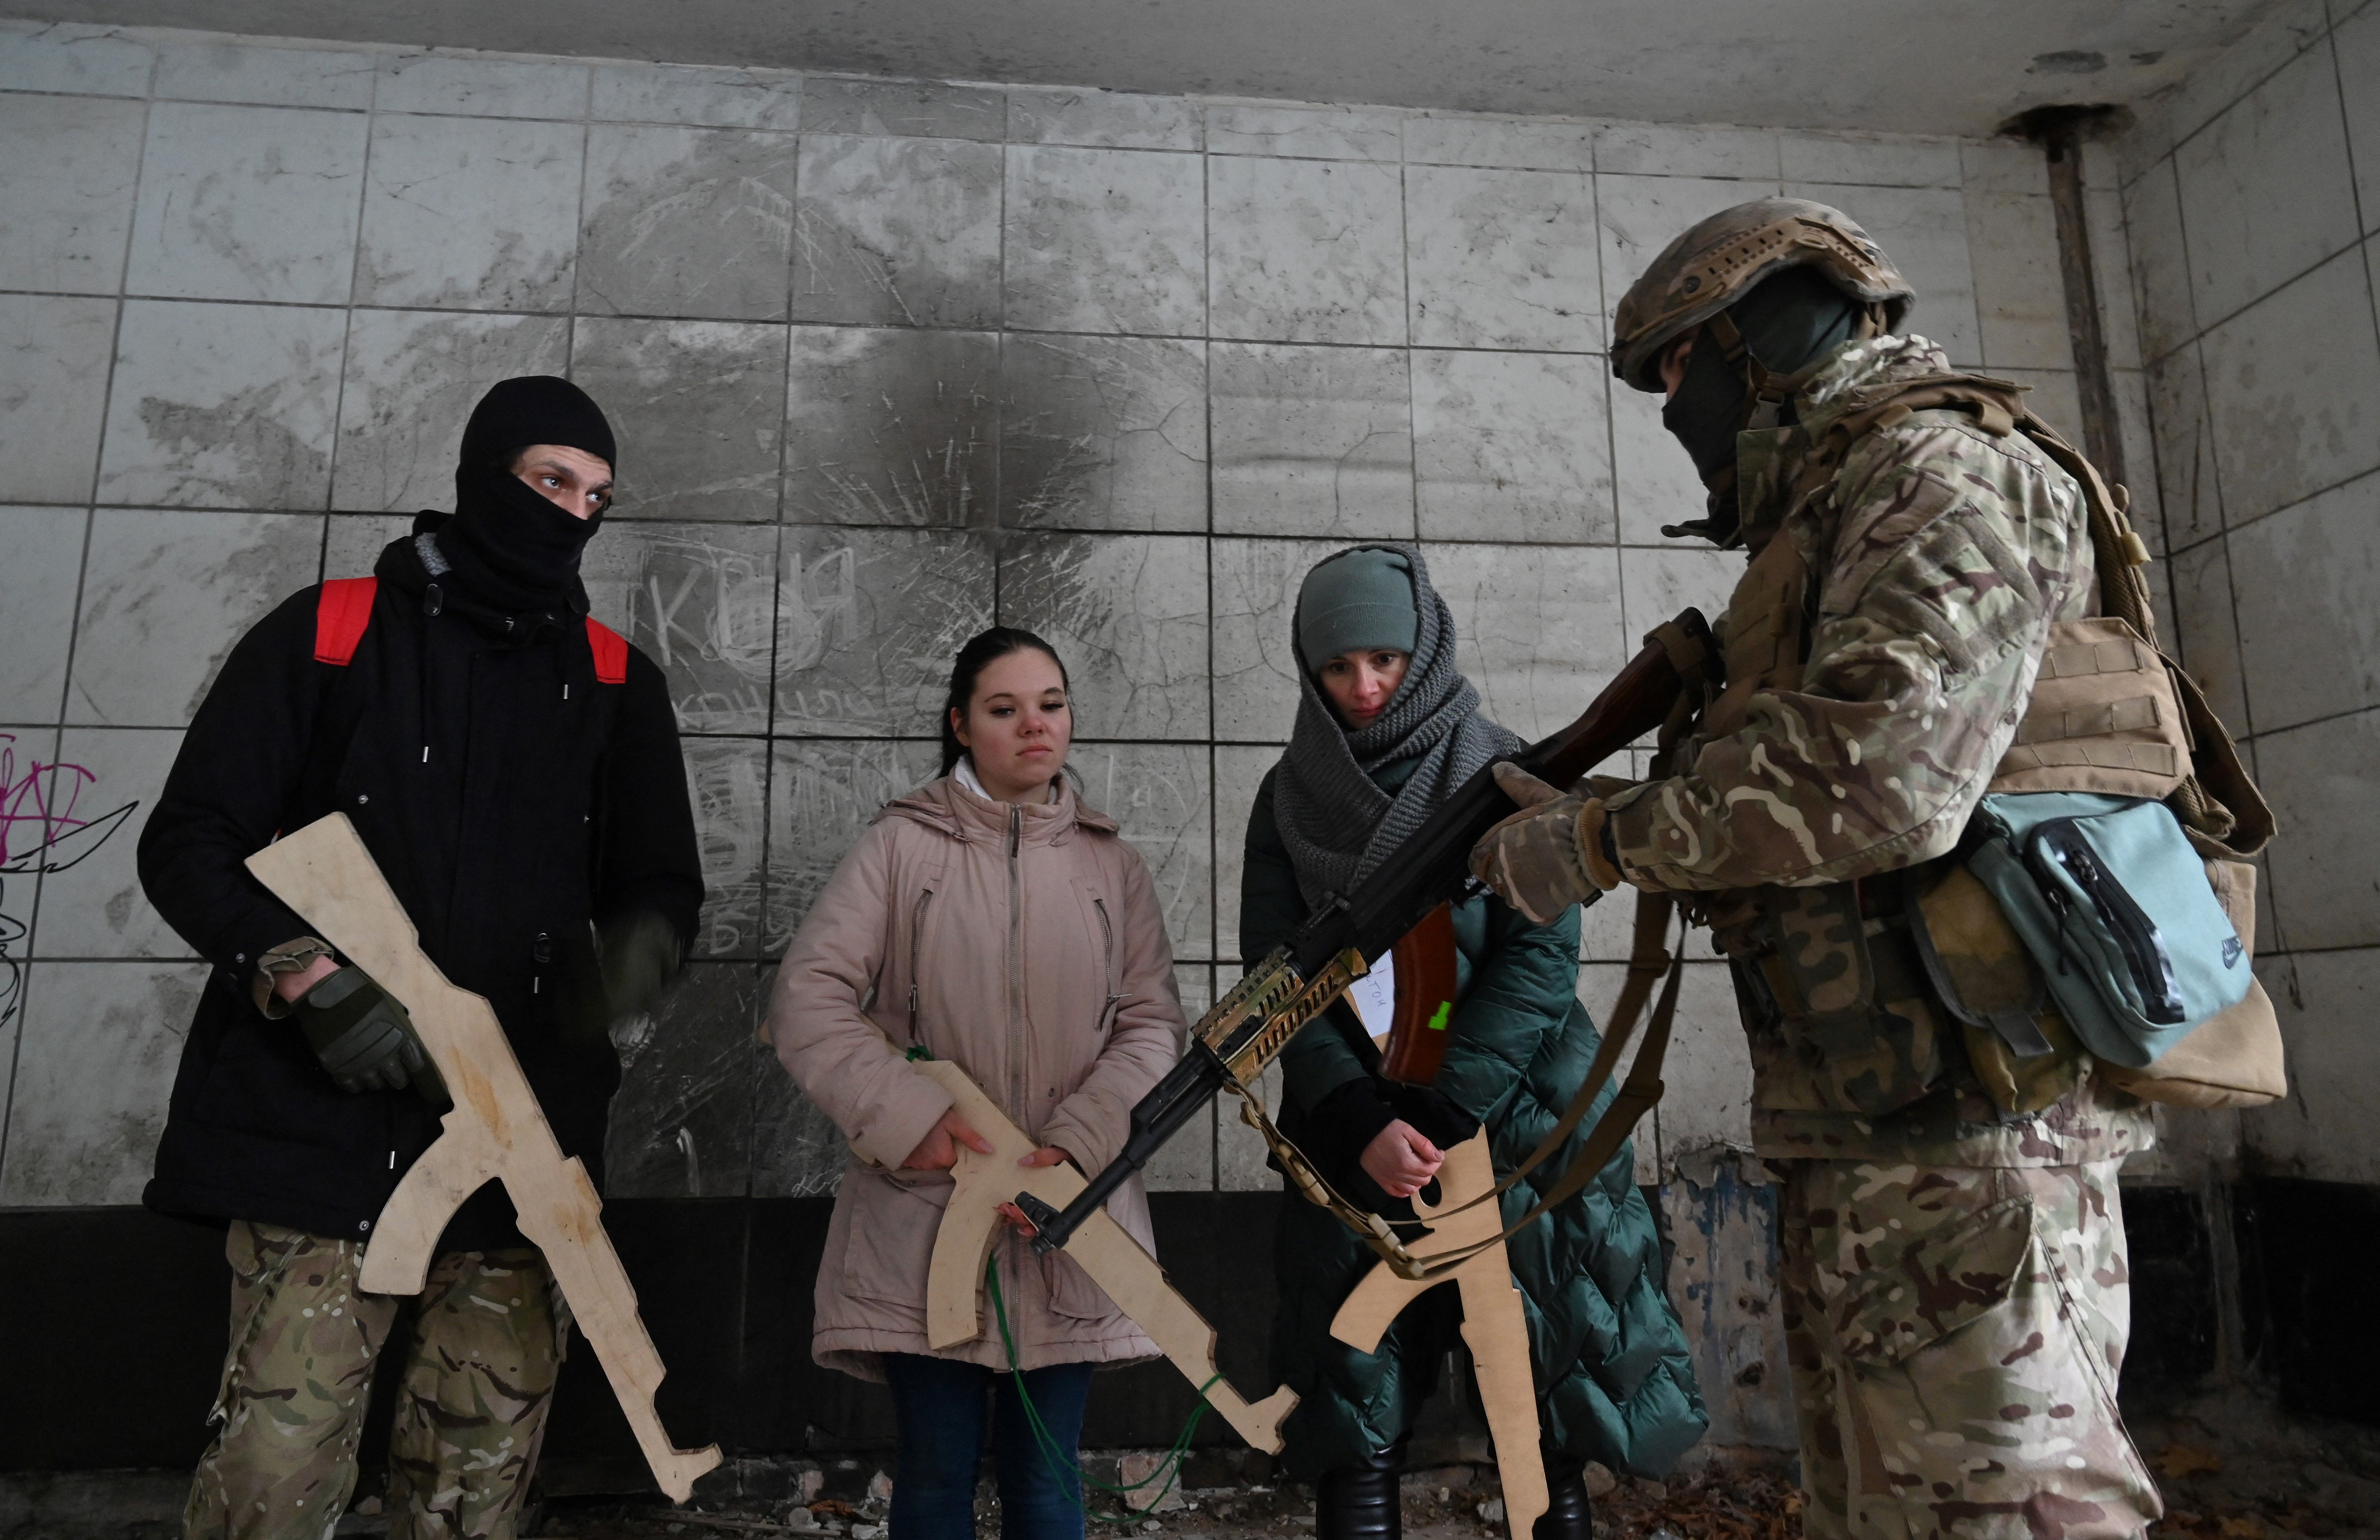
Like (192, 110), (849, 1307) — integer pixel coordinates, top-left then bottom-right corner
(2111, 0), (2380, 1187)
(0, 20), (2092, 1206)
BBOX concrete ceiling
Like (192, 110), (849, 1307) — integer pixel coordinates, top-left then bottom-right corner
(8, 0), (2279, 135)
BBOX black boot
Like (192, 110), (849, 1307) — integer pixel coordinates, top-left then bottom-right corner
(1314, 1439), (1405, 1540)
(1531, 1465), (1593, 1540)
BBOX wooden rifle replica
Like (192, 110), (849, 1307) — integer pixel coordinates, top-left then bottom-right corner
(1019, 611), (1715, 1281)
(248, 815), (722, 1504)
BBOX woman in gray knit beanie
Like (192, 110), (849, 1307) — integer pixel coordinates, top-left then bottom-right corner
(1238, 544), (1707, 1540)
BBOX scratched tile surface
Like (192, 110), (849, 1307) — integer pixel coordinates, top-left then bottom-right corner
(0, 27), (2121, 1205)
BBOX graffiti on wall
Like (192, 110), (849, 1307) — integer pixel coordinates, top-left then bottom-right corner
(0, 734), (140, 1035)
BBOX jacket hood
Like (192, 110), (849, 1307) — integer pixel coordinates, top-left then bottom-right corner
(876, 773), (1120, 845)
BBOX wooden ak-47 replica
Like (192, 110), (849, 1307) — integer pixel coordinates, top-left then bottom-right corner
(990, 610), (1714, 1534)
(918, 1060), (1299, 1453)
(248, 815), (722, 1504)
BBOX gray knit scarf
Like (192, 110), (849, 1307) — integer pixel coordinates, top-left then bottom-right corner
(1273, 544), (1526, 910)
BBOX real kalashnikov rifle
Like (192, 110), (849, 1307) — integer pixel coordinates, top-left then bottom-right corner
(1019, 611), (1714, 1256)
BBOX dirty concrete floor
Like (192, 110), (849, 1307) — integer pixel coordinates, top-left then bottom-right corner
(517, 1390), (2380, 1540)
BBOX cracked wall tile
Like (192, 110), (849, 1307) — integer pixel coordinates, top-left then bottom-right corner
(125, 102), (368, 306)
(99, 299), (344, 510)
(1779, 131), (1962, 189)
(2199, 247), (2380, 528)
(1007, 88), (1200, 151)
(571, 317), (787, 521)
(0, 293), (114, 504)
(762, 738), (942, 951)
(1004, 145), (1204, 336)
(1210, 343), (1413, 539)
(2229, 472), (2380, 735)
(1596, 122), (1780, 179)
(27, 726), (186, 959)
(1406, 164), (1601, 353)
(0, 22), (154, 96)
(1071, 742), (1214, 962)
(0, 961), (204, 1205)
(792, 134), (1002, 329)
(2174, 42), (2359, 329)
(68, 508), (324, 729)
(785, 326), (996, 528)
(2146, 343), (2223, 548)
(998, 532), (1210, 741)
(581, 521), (779, 736)
(1964, 189), (2071, 372)
(579, 123), (797, 321)
(355, 113), (583, 312)
(1413, 349), (1614, 543)
(1000, 334), (1206, 531)
(1206, 103), (1403, 162)
(0, 507), (83, 722)
(684, 735), (770, 959)
(1208, 537), (1336, 744)
(605, 962), (766, 1198)
(775, 528), (995, 736)
(1402, 115), (1595, 172)
(800, 78), (1004, 140)
(1427, 541), (1626, 742)
(331, 308), (570, 513)
(1209, 156), (1406, 345)
(375, 52), (589, 118)
(592, 63), (801, 130)
(151, 40), (378, 109)
(0, 93), (141, 294)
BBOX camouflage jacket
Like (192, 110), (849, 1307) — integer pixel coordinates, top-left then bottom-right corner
(1604, 334), (2154, 1167)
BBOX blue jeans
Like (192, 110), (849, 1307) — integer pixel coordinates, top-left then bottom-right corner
(879, 1353), (1095, 1540)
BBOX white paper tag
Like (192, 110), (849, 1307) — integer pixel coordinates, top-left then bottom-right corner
(1349, 949), (1396, 1045)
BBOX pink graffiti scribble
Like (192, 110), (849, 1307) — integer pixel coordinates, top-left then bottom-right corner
(0, 733), (137, 874)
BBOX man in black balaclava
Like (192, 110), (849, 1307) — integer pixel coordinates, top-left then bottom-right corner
(140, 377), (703, 1540)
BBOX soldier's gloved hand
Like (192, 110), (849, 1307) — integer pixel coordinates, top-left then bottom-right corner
(600, 910), (682, 1020)
(295, 966), (451, 1108)
(1467, 762), (1624, 924)
(558, 910), (684, 1049)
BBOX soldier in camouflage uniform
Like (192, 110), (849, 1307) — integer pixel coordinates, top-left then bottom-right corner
(1468, 200), (2164, 1538)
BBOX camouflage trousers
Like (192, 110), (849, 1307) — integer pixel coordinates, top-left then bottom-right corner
(1776, 1159), (2163, 1540)
(184, 1221), (567, 1540)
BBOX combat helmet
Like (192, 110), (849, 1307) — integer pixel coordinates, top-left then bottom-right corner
(1611, 198), (1913, 393)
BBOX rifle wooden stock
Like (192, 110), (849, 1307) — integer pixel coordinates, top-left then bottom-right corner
(1374, 614), (1708, 1086)
(246, 814), (722, 1505)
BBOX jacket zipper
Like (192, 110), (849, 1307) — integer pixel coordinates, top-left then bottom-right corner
(1091, 895), (1123, 1038)
(1007, 804), (1025, 1127)
(907, 887), (934, 1049)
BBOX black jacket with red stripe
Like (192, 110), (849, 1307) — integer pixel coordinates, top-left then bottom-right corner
(139, 524), (702, 1248)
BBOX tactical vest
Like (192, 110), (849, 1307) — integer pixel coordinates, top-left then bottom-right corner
(1667, 371), (2278, 1121)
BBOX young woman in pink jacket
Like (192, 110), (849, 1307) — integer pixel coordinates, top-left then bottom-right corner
(767, 627), (1188, 1540)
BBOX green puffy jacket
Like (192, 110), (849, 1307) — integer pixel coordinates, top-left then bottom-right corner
(1242, 766), (1707, 1480)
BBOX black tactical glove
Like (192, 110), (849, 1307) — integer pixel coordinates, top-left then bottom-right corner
(558, 910), (684, 1049)
(295, 966), (451, 1108)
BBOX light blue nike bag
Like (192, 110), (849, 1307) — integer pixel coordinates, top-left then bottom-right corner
(1965, 791), (2252, 1068)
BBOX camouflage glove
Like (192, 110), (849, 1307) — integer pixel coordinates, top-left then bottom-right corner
(295, 966), (451, 1108)
(1467, 762), (1624, 924)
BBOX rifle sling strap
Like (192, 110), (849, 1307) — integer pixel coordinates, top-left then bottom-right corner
(1238, 889), (1682, 1282)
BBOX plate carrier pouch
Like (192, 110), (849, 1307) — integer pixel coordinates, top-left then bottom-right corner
(1676, 367), (2283, 1116)
(1964, 791), (2250, 1067)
